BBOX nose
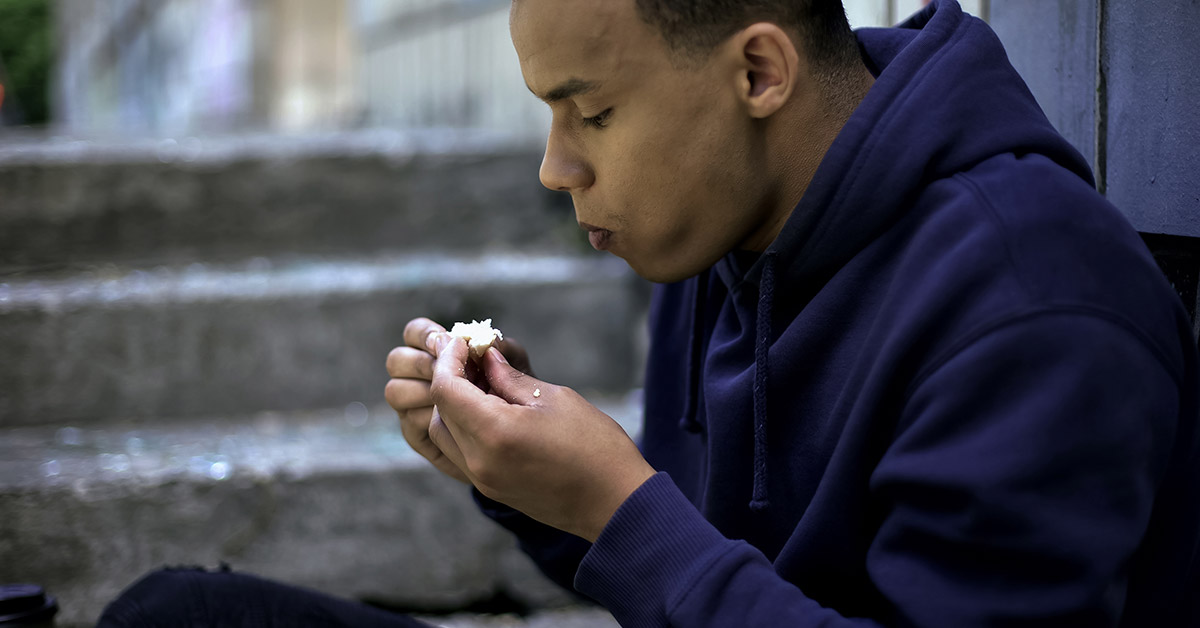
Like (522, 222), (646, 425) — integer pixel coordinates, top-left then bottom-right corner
(539, 124), (594, 192)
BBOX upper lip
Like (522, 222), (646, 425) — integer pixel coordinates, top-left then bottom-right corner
(579, 222), (608, 232)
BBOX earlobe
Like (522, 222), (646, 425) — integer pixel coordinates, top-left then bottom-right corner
(735, 23), (800, 118)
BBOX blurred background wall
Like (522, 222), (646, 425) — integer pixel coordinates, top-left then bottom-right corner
(47, 0), (541, 136)
(30, 0), (984, 138)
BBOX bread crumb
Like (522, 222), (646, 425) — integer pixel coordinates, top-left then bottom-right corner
(533, 388), (541, 398)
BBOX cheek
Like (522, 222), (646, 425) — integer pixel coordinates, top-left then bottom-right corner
(667, 124), (754, 218)
(598, 95), (755, 243)
(628, 129), (743, 228)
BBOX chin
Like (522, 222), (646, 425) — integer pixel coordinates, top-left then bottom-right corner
(622, 255), (706, 284)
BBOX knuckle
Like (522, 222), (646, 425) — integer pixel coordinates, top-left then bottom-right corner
(416, 353), (435, 380)
(384, 379), (404, 408)
(398, 406), (431, 429)
(420, 445), (449, 470)
(405, 317), (442, 349)
(385, 347), (433, 380)
(385, 346), (406, 374)
(385, 378), (430, 410)
(413, 433), (439, 456)
(403, 318), (426, 337)
(400, 423), (430, 449)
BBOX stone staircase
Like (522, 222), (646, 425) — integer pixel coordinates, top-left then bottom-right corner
(0, 131), (648, 626)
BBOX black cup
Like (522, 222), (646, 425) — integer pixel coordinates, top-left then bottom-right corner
(0, 585), (57, 626)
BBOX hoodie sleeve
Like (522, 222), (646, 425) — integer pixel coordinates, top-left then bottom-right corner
(574, 310), (1181, 627)
(576, 473), (882, 627)
(473, 488), (593, 596)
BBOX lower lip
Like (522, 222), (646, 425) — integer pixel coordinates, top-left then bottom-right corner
(588, 229), (613, 251)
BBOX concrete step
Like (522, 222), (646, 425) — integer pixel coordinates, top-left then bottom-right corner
(0, 131), (580, 272)
(47, 609), (621, 628)
(0, 252), (650, 427)
(0, 392), (643, 627)
(424, 608), (619, 628)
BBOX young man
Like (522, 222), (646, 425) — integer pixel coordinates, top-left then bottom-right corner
(103, 0), (1200, 625)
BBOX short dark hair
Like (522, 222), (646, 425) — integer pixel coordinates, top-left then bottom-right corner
(634, 0), (860, 77)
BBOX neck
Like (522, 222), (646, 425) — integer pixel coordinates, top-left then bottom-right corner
(748, 63), (876, 251)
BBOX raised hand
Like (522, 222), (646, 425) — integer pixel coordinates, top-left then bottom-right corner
(386, 318), (537, 483)
(426, 334), (656, 542)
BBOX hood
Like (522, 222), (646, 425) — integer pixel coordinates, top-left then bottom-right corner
(683, 0), (1095, 511)
(744, 0), (1093, 296)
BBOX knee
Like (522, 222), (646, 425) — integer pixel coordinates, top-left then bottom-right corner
(97, 566), (220, 627)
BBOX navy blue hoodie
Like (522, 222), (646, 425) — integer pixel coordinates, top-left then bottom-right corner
(478, 2), (1200, 625)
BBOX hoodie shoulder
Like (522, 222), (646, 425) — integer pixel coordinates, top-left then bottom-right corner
(906, 151), (1189, 376)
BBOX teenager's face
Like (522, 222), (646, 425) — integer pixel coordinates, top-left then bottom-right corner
(511, 0), (781, 282)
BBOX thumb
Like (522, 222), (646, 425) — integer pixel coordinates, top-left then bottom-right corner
(430, 335), (487, 418)
(481, 347), (545, 405)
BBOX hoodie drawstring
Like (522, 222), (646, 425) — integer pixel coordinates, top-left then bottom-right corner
(750, 252), (776, 511)
(679, 269), (708, 433)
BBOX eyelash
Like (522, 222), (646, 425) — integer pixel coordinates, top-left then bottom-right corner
(582, 108), (613, 129)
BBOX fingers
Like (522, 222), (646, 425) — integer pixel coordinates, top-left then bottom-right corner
(390, 317), (478, 486)
(395, 406), (432, 444)
(427, 352), (480, 483)
(385, 373), (470, 484)
(429, 336), (490, 413)
(495, 338), (535, 377)
(399, 406), (470, 484)
(401, 317), (536, 378)
(386, 346), (436, 380)
(384, 377), (432, 411)
(386, 377), (468, 481)
(481, 347), (546, 405)
(429, 336), (511, 440)
(428, 407), (470, 478)
(404, 317), (446, 354)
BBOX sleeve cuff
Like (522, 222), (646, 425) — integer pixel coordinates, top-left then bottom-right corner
(575, 472), (737, 626)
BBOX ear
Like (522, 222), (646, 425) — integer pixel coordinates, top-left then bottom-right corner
(728, 23), (802, 119)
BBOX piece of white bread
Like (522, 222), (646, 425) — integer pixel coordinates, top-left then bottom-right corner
(448, 319), (504, 360)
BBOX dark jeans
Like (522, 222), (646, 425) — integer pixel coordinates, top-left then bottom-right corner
(98, 565), (433, 627)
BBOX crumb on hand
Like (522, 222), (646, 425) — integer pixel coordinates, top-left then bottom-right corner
(533, 388), (541, 398)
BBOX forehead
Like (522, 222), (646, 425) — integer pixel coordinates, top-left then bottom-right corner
(510, 0), (666, 96)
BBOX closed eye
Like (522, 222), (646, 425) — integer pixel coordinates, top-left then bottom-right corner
(582, 108), (613, 129)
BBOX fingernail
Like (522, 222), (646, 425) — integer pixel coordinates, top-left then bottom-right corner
(434, 333), (449, 353)
(489, 347), (508, 364)
(426, 332), (439, 353)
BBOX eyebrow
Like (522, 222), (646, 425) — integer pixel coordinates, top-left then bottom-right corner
(529, 77), (601, 104)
